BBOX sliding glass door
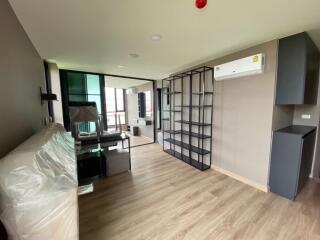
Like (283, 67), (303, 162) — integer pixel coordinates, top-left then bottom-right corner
(105, 76), (155, 147)
(60, 70), (156, 147)
(60, 70), (106, 132)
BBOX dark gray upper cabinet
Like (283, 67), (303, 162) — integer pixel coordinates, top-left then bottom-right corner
(276, 32), (320, 105)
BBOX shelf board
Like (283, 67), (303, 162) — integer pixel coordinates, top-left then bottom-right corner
(164, 130), (210, 139)
(164, 138), (210, 155)
(166, 130), (210, 139)
(164, 130), (179, 134)
(162, 118), (170, 121)
(175, 120), (211, 126)
(164, 91), (182, 95)
(175, 105), (212, 108)
(164, 149), (210, 171)
(163, 110), (182, 112)
(192, 92), (214, 95)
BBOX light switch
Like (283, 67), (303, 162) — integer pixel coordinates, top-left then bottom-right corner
(301, 114), (311, 119)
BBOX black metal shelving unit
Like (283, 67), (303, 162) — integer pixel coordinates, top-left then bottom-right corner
(161, 66), (214, 171)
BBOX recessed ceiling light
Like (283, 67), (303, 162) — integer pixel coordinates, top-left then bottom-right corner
(129, 53), (140, 58)
(151, 34), (162, 41)
(117, 65), (125, 69)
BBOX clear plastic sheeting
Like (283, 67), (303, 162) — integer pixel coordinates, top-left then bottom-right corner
(35, 132), (77, 189)
(0, 124), (79, 240)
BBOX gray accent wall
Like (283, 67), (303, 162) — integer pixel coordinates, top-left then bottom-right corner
(177, 40), (279, 189)
(0, 0), (45, 157)
(176, 39), (320, 187)
(208, 40), (279, 188)
(272, 105), (294, 130)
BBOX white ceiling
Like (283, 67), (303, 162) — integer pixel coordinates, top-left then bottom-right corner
(105, 76), (149, 89)
(8, 0), (320, 79)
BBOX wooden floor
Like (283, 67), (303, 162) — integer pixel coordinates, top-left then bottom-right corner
(79, 144), (320, 240)
(124, 133), (153, 147)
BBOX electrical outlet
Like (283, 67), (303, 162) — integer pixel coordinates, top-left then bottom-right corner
(301, 114), (311, 119)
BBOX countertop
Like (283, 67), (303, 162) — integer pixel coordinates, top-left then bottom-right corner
(275, 125), (316, 137)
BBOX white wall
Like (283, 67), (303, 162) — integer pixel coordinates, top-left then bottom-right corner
(126, 82), (154, 139)
(48, 63), (64, 125)
(127, 92), (139, 125)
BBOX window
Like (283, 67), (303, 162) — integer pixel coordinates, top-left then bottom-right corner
(105, 87), (126, 129)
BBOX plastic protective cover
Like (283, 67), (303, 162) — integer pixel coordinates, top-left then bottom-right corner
(0, 124), (79, 240)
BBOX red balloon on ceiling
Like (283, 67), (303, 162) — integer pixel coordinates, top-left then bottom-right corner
(195, 0), (207, 9)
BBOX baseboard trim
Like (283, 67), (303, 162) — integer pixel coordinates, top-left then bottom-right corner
(211, 165), (269, 193)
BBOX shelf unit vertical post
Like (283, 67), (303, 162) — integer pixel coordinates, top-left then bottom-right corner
(201, 68), (206, 169)
(181, 76), (183, 156)
(173, 79), (176, 157)
(189, 74), (193, 164)
(209, 70), (214, 167)
(162, 66), (214, 171)
(196, 72), (200, 167)
(161, 79), (164, 151)
(169, 81), (172, 152)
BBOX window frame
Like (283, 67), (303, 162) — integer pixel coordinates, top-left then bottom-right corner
(105, 87), (126, 128)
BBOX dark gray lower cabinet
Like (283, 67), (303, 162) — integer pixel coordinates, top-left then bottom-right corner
(269, 125), (316, 200)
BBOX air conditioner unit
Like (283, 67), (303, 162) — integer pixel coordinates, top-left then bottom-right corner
(214, 53), (265, 81)
(126, 87), (136, 94)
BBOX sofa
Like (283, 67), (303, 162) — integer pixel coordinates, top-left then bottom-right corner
(0, 124), (79, 240)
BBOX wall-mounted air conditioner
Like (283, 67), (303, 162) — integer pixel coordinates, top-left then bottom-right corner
(214, 53), (265, 81)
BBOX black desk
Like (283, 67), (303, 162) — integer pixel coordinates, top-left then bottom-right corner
(76, 134), (131, 186)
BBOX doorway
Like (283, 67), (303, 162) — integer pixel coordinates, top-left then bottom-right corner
(104, 76), (155, 147)
(60, 70), (156, 147)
